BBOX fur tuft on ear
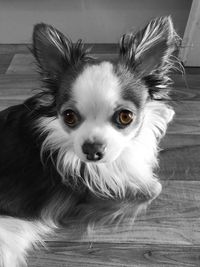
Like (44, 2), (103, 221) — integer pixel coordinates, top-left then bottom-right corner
(119, 16), (181, 100)
(28, 23), (92, 116)
(32, 23), (91, 76)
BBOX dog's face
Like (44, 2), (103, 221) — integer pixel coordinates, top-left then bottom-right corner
(58, 61), (148, 163)
(33, 17), (178, 166)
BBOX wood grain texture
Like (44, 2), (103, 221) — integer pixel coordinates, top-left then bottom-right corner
(26, 181), (200, 266)
(172, 74), (200, 88)
(172, 87), (200, 101)
(6, 54), (37, 74)
(0, 73), (39, 91)
(160, 134), (200, 180)
(28, 243), (200, 267)
(0, 54), (14, 74)
(47, 181), (200, 245)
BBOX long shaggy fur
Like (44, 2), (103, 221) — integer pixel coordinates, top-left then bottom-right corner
(0, 218), (52, 267)
(38, 100), (173, 199)
(0, 16), (180, 266)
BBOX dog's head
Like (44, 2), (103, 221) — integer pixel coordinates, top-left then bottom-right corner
(31, 17), (179, 197)
(33, 16), (178, 163)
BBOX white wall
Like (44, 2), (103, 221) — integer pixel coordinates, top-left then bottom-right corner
(0, 0), (192, 44)
(179, 0), (200, 66)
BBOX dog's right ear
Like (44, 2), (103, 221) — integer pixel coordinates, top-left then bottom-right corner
(32, 23), (89, 76)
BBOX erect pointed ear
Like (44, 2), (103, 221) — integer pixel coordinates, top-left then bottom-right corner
(119, 16), (180, 99)
(32, 23), (89, 76)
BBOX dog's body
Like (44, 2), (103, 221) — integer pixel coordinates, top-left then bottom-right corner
(0, 16), (179, 266)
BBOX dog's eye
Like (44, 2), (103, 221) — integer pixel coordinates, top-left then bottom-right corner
(112, 109), (134, 128)
(63, 109), (79, 127)
(118, 110), (134, 125)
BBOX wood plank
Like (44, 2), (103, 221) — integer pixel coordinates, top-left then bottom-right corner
(172, 87), (200, 101)
(163, 101), (200, 134)
(159, 146), (200, 180)
(0, 54), (14, 74)
(159, 134), (200, 180)
(26, 180), (200, 266)
(171, 73), (200, 100)
(168, 119), (200, 134)
(28, 243), (200, 267)
(172, 73), (200, 85)
(6, 54), (37, 74)
(161, 133), (200, 149)
(185, 67), (200, 74)
(40, 181), (200, 245)
(173, 101), (200, 120)
(0, 74), (39, 91)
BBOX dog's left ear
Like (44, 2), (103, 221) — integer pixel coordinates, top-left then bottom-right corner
(119, 16), (180, 99)
(32, 23), (89, 76)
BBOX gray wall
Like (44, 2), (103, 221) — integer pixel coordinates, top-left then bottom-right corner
(0, 0), (192, 44)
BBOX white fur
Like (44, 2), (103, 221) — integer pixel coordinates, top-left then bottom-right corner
(38, 99), (174, 199)
(72, 62), (120, 116)
(0, 217), (53, 267)
(37, 62), (174, 199)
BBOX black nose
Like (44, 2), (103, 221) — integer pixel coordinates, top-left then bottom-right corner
(82, 141), (106, 161)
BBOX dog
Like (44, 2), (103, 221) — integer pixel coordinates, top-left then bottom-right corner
(0, 16), (179, 266)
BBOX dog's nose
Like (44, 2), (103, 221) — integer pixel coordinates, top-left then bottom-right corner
(82, 141), (106, 161)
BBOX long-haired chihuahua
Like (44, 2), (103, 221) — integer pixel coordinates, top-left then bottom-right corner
(0, 16), (179, 266)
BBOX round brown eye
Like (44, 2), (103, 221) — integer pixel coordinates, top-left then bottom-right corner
(118, 110), (134, 125)
(63, 110), (79, 126)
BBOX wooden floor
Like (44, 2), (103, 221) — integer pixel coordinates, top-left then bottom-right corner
(0, 45), (200, 267)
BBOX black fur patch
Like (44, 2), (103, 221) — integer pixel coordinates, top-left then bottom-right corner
(0, 104), (86, 218)
(114, 64), (148, 108)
